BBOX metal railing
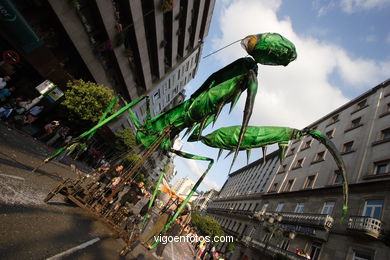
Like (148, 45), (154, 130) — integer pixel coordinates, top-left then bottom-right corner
(266, 211), (334, 231)
(206, 208), (254, 219)
(347, 216), (383, 239)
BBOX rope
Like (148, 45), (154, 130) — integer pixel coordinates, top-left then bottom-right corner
(202, 38), (243, 59)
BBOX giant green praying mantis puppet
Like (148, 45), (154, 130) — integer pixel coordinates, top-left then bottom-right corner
(41, 33), (348, 248)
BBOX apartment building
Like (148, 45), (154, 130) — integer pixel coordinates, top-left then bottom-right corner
(206, 79), (390, 260)
(195, 189), (218, 211)
(0, 0), (215, 129)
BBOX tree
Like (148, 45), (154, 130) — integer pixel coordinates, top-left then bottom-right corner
(115, 128), (137, 152)
(225, 242), (236, 253)
(191, 211), (225, 239)
(62, 79), (117, 122)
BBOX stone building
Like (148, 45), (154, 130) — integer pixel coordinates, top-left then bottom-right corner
(0, 0), (215, 129)
(195, 188), (218, 211)
(206, 79), (390, 260)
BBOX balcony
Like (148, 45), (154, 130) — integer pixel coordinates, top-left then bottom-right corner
(222, 228), (242, 240)
(206, 208), (254, 219)
(347, 216), (384, 239)
(241, 236), (307, 260)
(266, 212), (334, 231)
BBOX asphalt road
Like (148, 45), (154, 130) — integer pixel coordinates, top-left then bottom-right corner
(0, 122), (196, 260)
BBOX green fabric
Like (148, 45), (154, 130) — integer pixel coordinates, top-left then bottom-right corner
(308, 130), (349, 222)
(249, 33), (297, 66)
(150, 150), (214, 248)
(142, 162), (169, 227)
(199, 126), (297, 150)
(196, 125), (349, 222)
(75, 96), (118, 159)
(136, 57), (259, 151)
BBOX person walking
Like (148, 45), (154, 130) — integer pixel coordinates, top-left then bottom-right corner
(0, 76), (11, 89)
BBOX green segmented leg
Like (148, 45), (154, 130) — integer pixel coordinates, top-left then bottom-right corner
(74, 96), (119, 160)
(194, 126), (349, 222)
(34, 96), (147, 169)
(150, 149), (214, 248)
(141, 160), (171, 228)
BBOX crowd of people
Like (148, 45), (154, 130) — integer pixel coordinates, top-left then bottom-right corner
(2, 75), (230, 259)
(194, 240), (225, 260)
(59, 159), (228, 259)
(0, 75), (46, 126)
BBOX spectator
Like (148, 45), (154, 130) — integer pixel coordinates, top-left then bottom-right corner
(46, 125), (69, 147)
(0, 86), (15, 102)
(40, 120), (60, 140)
(24, 105), (44, 124)
(28, 105), (44, 116)
(0, 76), (11, 89)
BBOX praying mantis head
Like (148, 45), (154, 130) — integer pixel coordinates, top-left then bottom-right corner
(241, 33), (297, 66)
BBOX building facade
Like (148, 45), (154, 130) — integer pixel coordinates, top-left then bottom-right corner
(206, 79), (390, 260)
(172, 176), (197, 198)
(0, 0), (215, 130)
(195, 189), (218, 211)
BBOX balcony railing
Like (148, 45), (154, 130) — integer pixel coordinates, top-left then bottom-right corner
(241, 236), (307, 260)
(266, 212), (334, 231)
(347, 216), (384, 239)
(222, 228), (242, 240)
(206, 208), (254, 219)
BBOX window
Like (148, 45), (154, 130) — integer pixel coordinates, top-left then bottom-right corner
(326, 129), (334, 139)
(380, 128), (390, 141)
(294, 158), (304, 169)
(303, 175), (316, 189)
(363, 200), (383, 219)
(321, 202), (335, 215)
(280, 239), (290, 250)
(353, 251), (372, 260)
(313, 151), (325, 162)
(294, 203), (304, 213)
(153, 90), (161, 100)
(236, 223), (241, 232)
(331, 114), (339, 123)
(380, 102), (390, 117)
(275, 202), (285, 212)
(302, 140), (312, 150)
(284, 179), (294, 191)
(278, 164), (287, 173)
(356, 99), (367, 110)
(309, 242), (322, 260)
(374, 160), (389, 175)
(349, 117), (362, 129)
(342, 141), (354, 153)
(287, 147), (295, 156)
(270, 183), (278, 192)
(334, 170), (343, 184)
(262, 233), (270, 242)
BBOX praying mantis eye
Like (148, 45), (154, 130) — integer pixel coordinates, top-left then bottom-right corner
(241, 35), (258, 53)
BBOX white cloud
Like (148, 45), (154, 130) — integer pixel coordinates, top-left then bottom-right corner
(340, 0), (390, 13)
(181, 158), (221, 190)
(211, 0), (390, 129)
(312, 0), (337, 16)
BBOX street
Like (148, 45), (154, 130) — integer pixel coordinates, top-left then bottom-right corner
(0, 122), (195, 260)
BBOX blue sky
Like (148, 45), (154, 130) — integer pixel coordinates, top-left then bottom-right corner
(170, 0), (390, 192)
